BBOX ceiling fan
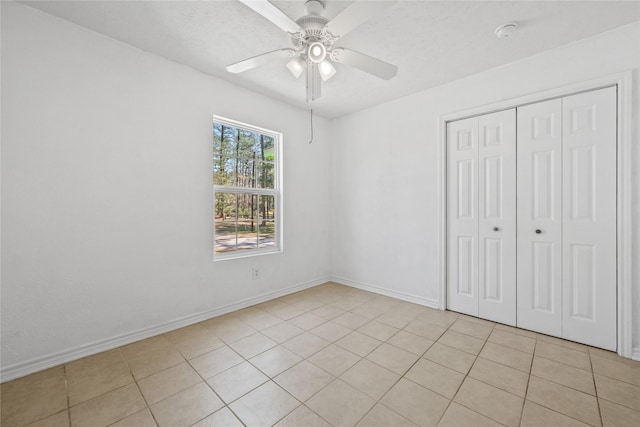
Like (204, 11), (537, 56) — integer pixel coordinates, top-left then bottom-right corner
(226, 0), (398, 102)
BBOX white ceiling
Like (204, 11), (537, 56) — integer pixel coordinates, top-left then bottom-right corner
(18, 1), (640, 119)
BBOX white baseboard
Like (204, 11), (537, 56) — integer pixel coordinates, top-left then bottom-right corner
(330, 276), (440, 309)
(632, 347), (640, 362)
(1, 276), (330, 383)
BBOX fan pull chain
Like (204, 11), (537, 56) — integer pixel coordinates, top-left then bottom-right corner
(308, 109), (314, 144)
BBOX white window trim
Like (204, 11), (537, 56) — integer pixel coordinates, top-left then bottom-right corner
(213, 115), (283, 261)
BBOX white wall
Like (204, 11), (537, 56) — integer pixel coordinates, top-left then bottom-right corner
(330, 23), (640, 352)
(1, 2), (331, 377)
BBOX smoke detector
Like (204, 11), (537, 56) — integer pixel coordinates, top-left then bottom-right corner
(495, 22), (518, 38)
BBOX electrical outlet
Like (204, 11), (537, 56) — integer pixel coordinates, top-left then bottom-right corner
(252, 267), (261, 280)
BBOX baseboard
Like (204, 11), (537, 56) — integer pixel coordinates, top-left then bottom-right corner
(1, 276), (330, 383)
(330, 276), (440, 309)
(632, 347), (640, 362)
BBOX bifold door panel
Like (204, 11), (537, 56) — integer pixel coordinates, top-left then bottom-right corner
(447, 86), (617, 351)
(561, 87), (617, 350)
(447, 109), (516, 325)
(517, 99), (563, 337)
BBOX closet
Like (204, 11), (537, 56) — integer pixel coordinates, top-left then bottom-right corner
(446, 86), (617, 351)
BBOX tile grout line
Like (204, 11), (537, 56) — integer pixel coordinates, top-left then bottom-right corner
(589, 347), (605, 427)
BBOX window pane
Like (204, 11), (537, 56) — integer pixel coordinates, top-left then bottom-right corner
(256, 162), (275, 189)
(213, 156), (235, 186)
(235, 157), (256, 188)
(214, 193), (237, 253)
(259, 195), (276, 249)
(237, 193), (258, 251)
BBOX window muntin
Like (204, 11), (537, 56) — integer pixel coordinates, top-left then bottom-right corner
(213, 116), (281, 259)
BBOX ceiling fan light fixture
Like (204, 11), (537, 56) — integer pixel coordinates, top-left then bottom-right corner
(308, 42), (327, 63)
(286, 56), (306, 78)
(318, 60), (336, 81)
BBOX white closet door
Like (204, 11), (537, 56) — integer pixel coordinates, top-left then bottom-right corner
(478, 110), (516, 325)
(517, 99), (563, 336)
(562, 87), (617, 350)
(447, 116), (479, 316)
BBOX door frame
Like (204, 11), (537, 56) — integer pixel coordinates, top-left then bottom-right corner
(438, 71), (634, 358)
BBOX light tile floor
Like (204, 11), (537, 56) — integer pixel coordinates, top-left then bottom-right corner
(2, 282), (639, 427)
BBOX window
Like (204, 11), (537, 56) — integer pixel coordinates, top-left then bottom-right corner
(213, 116), (282, 259)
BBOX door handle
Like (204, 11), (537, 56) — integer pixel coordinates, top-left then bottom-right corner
(535, 229), (542, 234)
(493, 227), (499, 232)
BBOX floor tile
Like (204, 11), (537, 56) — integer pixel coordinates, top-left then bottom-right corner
(282, 331), (330, 358)
(1, 367), (68, 427)
(150, 382), (224, 427)
(340, 358), (400, 400)
(190, 345), (244, 378)
(537, 334), (588, 352)
(520, 400), (590, 427)
(261, 322), (304, 344)
(352, 302), (394, 319)
(70, 383), (146, 427)
(591, 354), (640, 386)
(308, 344), (361, 376)
(387, 330), (434, 355)
(67, 358), (134, 406)
(488, 329), (536, 354)
(405, 358), (464, 399)
(249, 345), (302, 377)
(454, 377), (523, 427)
(589, 347), (639, 367)
(333, 312), (370, 329)
(424, 343), (476, 374)
(367, 343), (419, 375)
(335, 330), (382, 357)
(358, 320), (399, 341)
(415, 310), (458, 329)
(171, 335), (225, 360)
(266, 302), (306, 321)
(275, 360), (334, 401)
(307, 379), (376, 427)
(381, 378), (450, 427)
(206, 361), (268, 403)
(438, 330), (485, 355)
(229, 381), (300, 427)
(229, 332), (277, 359)
(137, 361), (202, 405)
(310, 321), (352, 342)
(21, 410), (69, 427)
(449, 319), (494, 340)
(479, 341), (533, 373)
(526, 375), (601, 426)
(311, 304), (347, 320)
(535, 341), (591, 371)
(494, 323), (537, 339)
(121, 336), (185, 380)
(599, 398), (640, 427)
(191, 406), (244, 427)
(531, 356), (595, 394)
(164, 324), (210, 344)
(437, 402), (503, 427)
(274, 405), (331, 427)
(289, 313), (327, 330)
(469, 357), (529, 397)
(456, 314), (495, 327)
(205, 317), (256, 343)
(110, 408), (157, 427)
(356, 404), (418, 427)
(594, 374), (640, 411)
(376, 309), (417, 329)
(239, 311), (283, 331)
(65, 349), (125, 374)
(403, 318), (448, 341)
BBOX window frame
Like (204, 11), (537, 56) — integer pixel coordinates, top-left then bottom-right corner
(212, 115), (283, 261)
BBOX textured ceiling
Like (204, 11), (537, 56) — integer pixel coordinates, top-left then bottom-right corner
(18, 1), (640, 119)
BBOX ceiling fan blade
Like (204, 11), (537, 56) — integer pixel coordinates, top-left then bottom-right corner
(331, 48), (397, 80)
(226, 48), (296, 74)
(325, 0), (397, 39)
(238, 0), (303, 34)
